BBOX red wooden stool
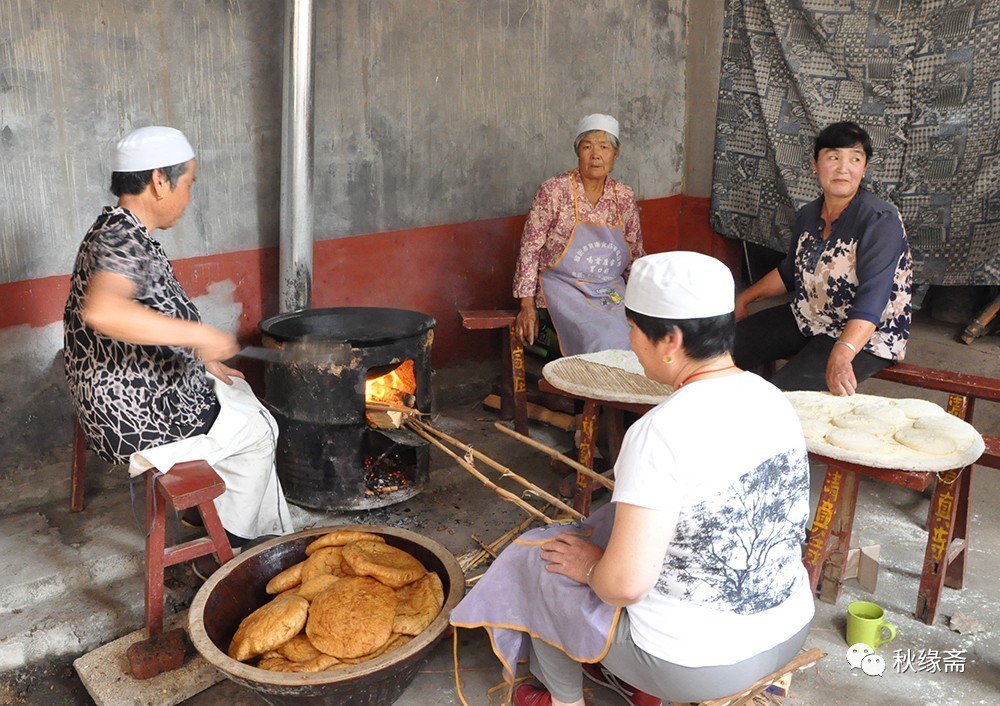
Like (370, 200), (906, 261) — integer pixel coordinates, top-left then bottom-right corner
(69, 418), (234, 676)
(459, 310), (529, 435)
(127, 460), (234, 678)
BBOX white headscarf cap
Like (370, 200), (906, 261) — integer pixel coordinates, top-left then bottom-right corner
(576, 113), (620, 140)
(624, 251), (735, 319)
(113, 126), (195, 172)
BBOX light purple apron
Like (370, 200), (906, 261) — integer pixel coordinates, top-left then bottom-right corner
(539, 176), (631, 356)
(450, 503), (620, 696)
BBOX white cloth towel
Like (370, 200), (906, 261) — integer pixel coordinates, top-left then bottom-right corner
(129, 374), (293, 540)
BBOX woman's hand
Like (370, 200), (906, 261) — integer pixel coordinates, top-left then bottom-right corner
(514, 297), (539, 346)
(193, 326), (240, 364)
(540, 534), (604, 585)
(204, 360), (245, 385)
(826, 320), (876, 396)
(826, 346), (857, 396)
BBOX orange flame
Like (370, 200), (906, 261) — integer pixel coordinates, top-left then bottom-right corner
(365, 360), (416, 407)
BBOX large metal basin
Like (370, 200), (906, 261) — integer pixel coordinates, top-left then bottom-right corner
(188, 525), (464, 705)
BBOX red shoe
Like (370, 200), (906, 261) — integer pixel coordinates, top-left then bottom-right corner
(582, 662), (662, 706)
(513, 684), (553, 706)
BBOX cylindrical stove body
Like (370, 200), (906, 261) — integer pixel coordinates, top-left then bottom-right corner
(259, 307), (435, 511)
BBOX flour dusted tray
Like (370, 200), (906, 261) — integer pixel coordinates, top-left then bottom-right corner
(786, 391), (985, 472)
(542, 349), (673, 405)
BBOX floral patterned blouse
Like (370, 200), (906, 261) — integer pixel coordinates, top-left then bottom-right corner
(777, 189), (912, 361)
(63, 206), (219, 462)
(512, 169), (644, 307)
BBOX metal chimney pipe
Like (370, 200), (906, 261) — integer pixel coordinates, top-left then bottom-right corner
(279, 0), (316, 312)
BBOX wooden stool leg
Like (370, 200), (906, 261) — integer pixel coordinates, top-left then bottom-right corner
(574, 400), (601, 516)
(70, 418), (87, 512)
(198, 500), (235, 565)
(803, 466), (859, 603)
(917, 467), (963, 624)
(144, 472), (168, 636)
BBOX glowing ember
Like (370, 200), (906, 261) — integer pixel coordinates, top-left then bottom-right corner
(365, 360), (417, 407)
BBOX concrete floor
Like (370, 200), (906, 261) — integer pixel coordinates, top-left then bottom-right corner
(1, 309), (997, 705)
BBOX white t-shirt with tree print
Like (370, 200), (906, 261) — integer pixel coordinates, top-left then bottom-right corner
(612, 371), (814, 667)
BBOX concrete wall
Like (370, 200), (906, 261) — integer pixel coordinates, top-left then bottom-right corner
(1, 0), (687, 284)
(0, 0), (722, 512)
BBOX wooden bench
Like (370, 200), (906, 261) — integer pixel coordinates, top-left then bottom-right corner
(804, 363), (1000, 625)
(459, 310), (529, 435)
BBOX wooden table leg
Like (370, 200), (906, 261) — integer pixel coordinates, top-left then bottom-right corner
(574, 400), (600, 516)
(945, 467), (972, 590)
(917, 467), (964, 624)
(803, 466), (859, 604)
(501, 325), (529, 436)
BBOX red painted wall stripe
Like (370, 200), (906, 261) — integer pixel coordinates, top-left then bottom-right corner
(0, 195), (738, 366)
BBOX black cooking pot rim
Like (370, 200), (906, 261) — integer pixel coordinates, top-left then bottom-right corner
(260, 307), (436, 346)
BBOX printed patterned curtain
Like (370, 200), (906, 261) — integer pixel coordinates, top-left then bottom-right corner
(710, 0), (1000, 286)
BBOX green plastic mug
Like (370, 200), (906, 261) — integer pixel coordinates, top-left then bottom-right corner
(847, 601), (897, 649)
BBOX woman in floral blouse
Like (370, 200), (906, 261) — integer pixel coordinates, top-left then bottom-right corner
(512, 113), (644, 356)
(733, 121), (912, 395)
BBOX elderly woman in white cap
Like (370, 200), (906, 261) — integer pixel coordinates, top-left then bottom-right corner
(512, 113), (644, 355)
(64, 126), (292, 563)
(452, 252), (813, 706)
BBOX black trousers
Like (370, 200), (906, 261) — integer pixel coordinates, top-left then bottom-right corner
(733, 305), (892, 391)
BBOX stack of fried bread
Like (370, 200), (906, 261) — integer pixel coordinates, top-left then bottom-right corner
(228, 529), (445, 673)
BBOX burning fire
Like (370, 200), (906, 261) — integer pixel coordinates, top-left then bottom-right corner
(365, 360), (417, 408)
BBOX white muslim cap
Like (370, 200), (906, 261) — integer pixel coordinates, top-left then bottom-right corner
(576, 113), (620, 140)
(624, 251), (735, 319)
(112, 126), (195, 172)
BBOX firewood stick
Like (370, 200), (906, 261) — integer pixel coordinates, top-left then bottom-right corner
(493, 422), (615, 490)
(406, 422), (553, 524)
(458, 508), (548, 572)
(365, 401), (425, 415)
(408, 418), (584, 520)
(470, 534), (498, 558)
(482, 394), (576, 431)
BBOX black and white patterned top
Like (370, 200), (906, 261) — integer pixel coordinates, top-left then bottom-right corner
(63, 206), (219, 463)
(778, 189), (912, 361)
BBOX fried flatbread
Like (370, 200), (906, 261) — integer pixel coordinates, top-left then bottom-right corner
(265, 561), (304, 595)
(306, 576), (396, 658)
(342, 540), (427, 589)
(305, 530), (386, 555)
(229, 593), (310, 662)
(275, 633), (323, 662)
(337, 633), (413, 664)
(256, 653), (342, 673)
(392, 571), (444, 636)
(300, 546), (346, 583)
(295, 574), (342, 601)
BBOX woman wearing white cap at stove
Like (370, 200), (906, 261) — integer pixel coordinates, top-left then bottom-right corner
(452, 252), (812, 706)
(64, 126), (292, 559)
(512, 113), (645, 356)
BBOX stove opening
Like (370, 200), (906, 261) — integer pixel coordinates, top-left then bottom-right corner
(365, 360), (417, 408)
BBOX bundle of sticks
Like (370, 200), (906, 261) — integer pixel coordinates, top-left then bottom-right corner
(404, 417), (613, 525)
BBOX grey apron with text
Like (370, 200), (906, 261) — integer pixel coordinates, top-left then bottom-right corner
(540, 178), (631, 356)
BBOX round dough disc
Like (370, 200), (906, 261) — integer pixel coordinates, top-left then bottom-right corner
(831, 413), (893, 436)
(825, 428), (886, 454)
(799, 418), (831, 440)
(852, 403), (908, 426)
(894, 427), (957, 455)
(891, 398), (945, 419)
